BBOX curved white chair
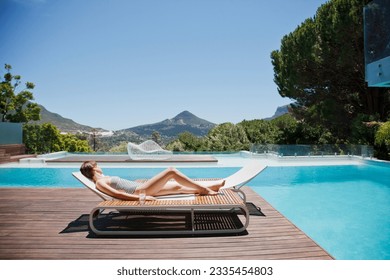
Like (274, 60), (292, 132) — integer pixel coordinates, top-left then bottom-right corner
(127, 140), (173, 160)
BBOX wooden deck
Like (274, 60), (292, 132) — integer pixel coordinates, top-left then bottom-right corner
(0, 187), (333, 260)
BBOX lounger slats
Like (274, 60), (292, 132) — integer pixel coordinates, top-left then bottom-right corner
(97, 189), (243, 208)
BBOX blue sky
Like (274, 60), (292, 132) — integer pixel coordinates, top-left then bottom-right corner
(1, 0), (329, 131)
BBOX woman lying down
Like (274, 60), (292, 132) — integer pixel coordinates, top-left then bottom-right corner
(80, 161), (225, 201)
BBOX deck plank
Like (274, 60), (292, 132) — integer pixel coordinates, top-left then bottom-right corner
(0, 187), (333, 260)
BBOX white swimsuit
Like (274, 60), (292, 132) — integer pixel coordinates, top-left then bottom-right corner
(110, 176), (141, 194)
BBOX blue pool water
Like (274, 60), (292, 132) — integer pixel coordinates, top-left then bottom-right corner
(249, 163), (390, 260)
(0, 163), (389, 260)
(0, 167), (239, 188)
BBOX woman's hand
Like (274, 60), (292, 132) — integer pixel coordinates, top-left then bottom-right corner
(146, 195), (156, 201)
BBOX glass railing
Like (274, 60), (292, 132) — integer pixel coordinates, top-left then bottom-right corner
(250, 144), (374, 158)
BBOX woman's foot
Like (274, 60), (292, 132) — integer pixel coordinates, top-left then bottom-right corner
(208, 189), (218, 195)
(198, 187), (218, 195)
(208, 180), (225, 191)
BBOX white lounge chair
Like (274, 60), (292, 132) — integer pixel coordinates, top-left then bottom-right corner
(221, 160), (267, 189)
(72, 161), (266, 200)
(73, 171), (113, 201)
(127, 140), (173, 160)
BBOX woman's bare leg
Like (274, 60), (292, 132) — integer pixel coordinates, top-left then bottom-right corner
(136, 167), (224, 196)
(197, 180), (226, 191)
(164, 168), (225, 194)
(151, 181), (202, 196)
(168, 168), (225, 191)
(135, 168), (177, 195)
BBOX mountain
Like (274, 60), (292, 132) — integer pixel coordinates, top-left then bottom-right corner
(35, 105), (215, 142)
(264, 104), (290, 120)
(119, 110), (216, 138)
(33, 105), (107, 133)
(34, 104), (287, 139)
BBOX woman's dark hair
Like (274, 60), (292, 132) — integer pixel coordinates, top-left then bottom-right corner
(80, 161), (97, 180)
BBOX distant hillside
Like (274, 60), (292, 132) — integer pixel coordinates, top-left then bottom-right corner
(264, 104), (290, 120)
(28, 104), (287, 143)
(30, 105), (215, 140)
(32, 105), (106, 133)
(119, 110), (216, 138)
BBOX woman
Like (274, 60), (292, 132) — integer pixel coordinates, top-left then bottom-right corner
(80, 161), (225, 201)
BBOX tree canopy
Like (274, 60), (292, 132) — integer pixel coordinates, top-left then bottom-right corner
(0, 64), (40, 123)
(23, 123), (92, 154)
(271, 0), (390, 144)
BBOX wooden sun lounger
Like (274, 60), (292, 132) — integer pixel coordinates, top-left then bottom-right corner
(89, 188), (249, 236)
(72, 161), (266, 236)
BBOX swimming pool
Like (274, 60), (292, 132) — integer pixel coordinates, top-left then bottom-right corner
(0, 167), (239, 188)
(250, 163), (390, 260)
(0, 160), (389, 260)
